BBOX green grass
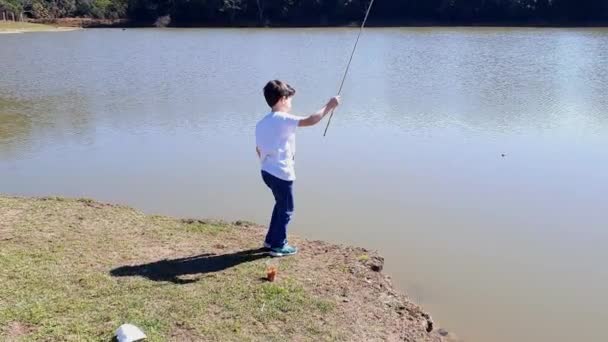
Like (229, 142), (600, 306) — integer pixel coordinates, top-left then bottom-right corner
(357, 254), (369, 262)
(0, 196), (342, 341)
(181, 220), (230, 235)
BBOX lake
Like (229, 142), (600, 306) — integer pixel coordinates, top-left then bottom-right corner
(1, 27), (607, 342)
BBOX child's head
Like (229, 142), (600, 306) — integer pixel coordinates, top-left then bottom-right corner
(264, 80), (296, 112)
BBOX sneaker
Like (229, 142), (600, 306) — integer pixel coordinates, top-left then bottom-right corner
(263, 242), (272, 249)
(269, 244), (298, 257)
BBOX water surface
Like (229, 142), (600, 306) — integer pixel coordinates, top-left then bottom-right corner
(1, 27), (607, 342)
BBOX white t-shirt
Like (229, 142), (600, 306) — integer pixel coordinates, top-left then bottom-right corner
(255, 111), (303, 181)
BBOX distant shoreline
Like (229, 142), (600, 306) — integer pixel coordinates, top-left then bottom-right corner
(0, 27), (81, 34)
(28, 17), (608, 29)
(0, 22), (81, 34)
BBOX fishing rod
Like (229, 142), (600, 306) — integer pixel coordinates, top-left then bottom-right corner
(323, 0), (376, 137)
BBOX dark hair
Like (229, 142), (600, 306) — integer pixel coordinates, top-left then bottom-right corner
(263, 80), (296, 107)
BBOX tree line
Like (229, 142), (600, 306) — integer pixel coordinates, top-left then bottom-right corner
(1, 0), (607, 26)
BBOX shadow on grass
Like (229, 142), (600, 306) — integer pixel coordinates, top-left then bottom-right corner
(110, 248), (269, 284)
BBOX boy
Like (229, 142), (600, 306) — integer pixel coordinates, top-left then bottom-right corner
(255, 80), (340, 257)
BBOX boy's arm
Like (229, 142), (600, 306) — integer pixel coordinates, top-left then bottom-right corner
(298, 96), (341, 127)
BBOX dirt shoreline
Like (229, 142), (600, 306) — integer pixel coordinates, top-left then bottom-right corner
(0, 195), (459, 340)
(0, 27), (81, 34)
(0, 22), (82, 34)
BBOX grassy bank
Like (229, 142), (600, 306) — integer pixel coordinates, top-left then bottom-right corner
(0, 196), (456, 341)
(0, 22), (80, 34)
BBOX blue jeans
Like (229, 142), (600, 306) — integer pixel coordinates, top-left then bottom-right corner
(261, 171), (294, 248)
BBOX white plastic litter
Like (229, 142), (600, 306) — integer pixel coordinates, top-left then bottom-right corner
(115, 324), (146, 342)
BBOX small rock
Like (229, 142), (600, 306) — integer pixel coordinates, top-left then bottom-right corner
(426, 318), (434, 333)
(438, 328), (449, 336)
(342, 298), (350, 303)
(370, 264), (382, 272)
(368, 255), (384, 272)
